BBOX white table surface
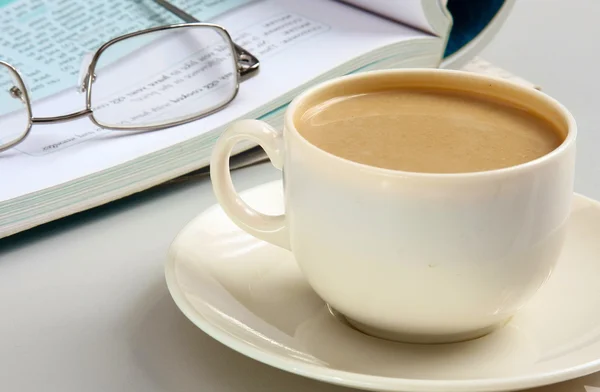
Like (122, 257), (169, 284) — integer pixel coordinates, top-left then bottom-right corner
(2, 1), (599, 391)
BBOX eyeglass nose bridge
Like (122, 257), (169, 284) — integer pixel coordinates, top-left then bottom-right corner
(9, 85), (26, 103)
(77, 52), (97, 93)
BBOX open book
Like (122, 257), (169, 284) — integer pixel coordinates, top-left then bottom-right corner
(0, 0), (515, 238)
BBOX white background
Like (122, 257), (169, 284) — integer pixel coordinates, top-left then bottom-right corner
(479, 0), (600, 201)
(1, 1), (599, 391)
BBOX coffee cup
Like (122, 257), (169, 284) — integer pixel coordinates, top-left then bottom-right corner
(209, 69), (576, 344)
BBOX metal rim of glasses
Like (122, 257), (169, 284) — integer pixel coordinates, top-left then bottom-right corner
(0, 2), (260, 152)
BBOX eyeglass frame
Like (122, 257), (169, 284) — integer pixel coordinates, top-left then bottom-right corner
(0, 0), (260, 153)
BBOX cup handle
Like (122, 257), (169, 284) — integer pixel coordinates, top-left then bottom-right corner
(210, 119), (290, 250)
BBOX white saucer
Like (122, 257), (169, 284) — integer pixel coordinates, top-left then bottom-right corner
(166, 181), (600, 392)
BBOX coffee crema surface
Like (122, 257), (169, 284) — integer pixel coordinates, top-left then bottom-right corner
(297, 89), (563, 173)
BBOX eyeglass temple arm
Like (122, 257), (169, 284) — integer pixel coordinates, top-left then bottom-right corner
(152, 0), (259, 79)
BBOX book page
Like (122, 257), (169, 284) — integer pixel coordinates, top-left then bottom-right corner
(0, 0), (433, 201)
(338, 0), (441, 35)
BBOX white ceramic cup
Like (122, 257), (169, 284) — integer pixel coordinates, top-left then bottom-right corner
(210, 69), (576, 344)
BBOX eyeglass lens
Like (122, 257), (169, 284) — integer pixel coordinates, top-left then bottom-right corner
(89, 25), (239, 129)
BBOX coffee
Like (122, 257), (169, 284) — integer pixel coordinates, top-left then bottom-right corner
(297, 89), (564, 173)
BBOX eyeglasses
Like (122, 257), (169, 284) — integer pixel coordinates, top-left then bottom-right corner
(0, 0), (259, 153)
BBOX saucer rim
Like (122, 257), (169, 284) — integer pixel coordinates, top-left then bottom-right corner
(165, 182), (600, 392)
